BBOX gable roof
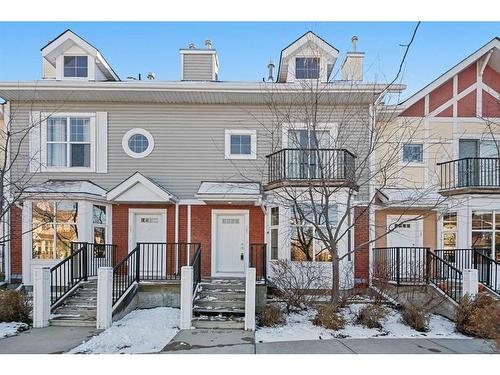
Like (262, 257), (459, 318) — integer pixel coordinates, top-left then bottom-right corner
(400, 37), (500, 109)
(277, 31), (339, 82)
(41, 29), (120, 81)
(107, 172), (178, 202)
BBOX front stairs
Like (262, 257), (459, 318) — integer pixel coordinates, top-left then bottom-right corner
(49, 280), (97, 327)
(192, 278), (246, 329)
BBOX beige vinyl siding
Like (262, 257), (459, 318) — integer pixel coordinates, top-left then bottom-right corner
(182, 54), (213, 81)
(9, 101), (370, 200)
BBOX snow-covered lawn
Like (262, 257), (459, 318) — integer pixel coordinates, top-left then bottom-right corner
(256, 303), (468, 343)
(69, 307), (180, 354)
(0, 322), (29, 339)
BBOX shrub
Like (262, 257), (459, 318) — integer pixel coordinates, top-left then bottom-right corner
(355, 304), (387, 329)
(401, 303), (430, 332)
(258, 304), (286, 327)
(312, 304), (346, 331)
(0, 289), (32, 324)
(456, 294), (500, 345)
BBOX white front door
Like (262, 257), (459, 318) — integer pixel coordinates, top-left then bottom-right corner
(130, 209), (166, 277)
(213, 211), (248, 277)
(387, 215), (424, 279)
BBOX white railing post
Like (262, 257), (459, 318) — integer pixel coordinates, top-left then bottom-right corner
(33, 267), (51, 328)
(97, 267), (113, 329)
(462, 268), (479, 298)
(180, 266), (193, 330)
(245, 267), (256, 331)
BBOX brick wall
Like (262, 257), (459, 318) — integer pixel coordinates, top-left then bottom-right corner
(10, 205), (23, 282)
(354, 206), (369, 286)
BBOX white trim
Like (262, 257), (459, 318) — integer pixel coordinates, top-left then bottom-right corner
(122, 128), (154, 159)
(224, 129), (257, 160)
(211, 209), (249, 277)
(128, 208), (167, 253)
(401, 38), (499, 109)
(428, 82), (477, 117)
(107, 172), (176, 202)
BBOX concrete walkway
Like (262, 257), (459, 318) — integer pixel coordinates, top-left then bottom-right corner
(0, 326), (101, 354)
(162, 329), (498, 354)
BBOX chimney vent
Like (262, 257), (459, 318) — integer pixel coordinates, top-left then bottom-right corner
(147, 72), (155, 80)
(341, 36), (364, 81)
(180, 42), (219, 81)
(205, 39), (213, 49)
(351, 36), (358, 52)
(267, 60), (275, 82)
(188, 43), (196, 49)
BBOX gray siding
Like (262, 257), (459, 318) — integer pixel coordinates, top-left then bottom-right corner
(182, 54), (213, 81)
(10, 101), (370, 200)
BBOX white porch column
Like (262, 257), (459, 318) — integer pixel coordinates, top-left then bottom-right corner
(244, 267), (256, 331)
(462, 268), (479, 298)
(33, 267), (51, 328)
(180, 266), (193, 330)
(97, 267), (113, 329)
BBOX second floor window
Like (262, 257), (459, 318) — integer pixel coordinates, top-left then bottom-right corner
(47, 116), (91, 168)
(224, 130), (257, 160)
(403, 143), (423, 163)
(64, 56), (88, 78)
(295, 58), (320, 79)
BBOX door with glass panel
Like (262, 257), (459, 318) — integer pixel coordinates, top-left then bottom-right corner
(287, 129), (330, 179)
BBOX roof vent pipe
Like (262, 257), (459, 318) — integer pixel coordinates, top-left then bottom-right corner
(351, 36), (358, 52)
(205, 39), (212, 49)
(188, 43), (196, 49)
(267, 60), (275, 82)
(147, 72), (155, 80)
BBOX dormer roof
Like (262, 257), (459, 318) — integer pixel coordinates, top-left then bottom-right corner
(41, 29), (119, 81)
(277, 31), (339, 83)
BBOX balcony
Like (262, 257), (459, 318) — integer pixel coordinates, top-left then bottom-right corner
(265, 148), (357, 190)
(438, 157), (500, 195)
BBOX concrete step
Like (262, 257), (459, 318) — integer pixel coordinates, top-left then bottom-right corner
(199, 283), (245, 293)
(191, 316), (245, 330)
(49, 316), (96, 327)
(197, 291), (246, 301)
(194, 299), (245, 309)
(193, 306), (245, 315)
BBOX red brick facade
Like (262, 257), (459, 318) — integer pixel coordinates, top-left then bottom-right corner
(354, 206), (369, 286)
(10, 205), (23, 281)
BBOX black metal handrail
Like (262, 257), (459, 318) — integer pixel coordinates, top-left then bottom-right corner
(266, 148), (357, 186)
(372, 247), (428, 285)
(473, 250), (500, 295)
(0, 244), (5, 282)
(249, 243), (267, 284)
(112, 244), (140, 306)
(191, 245), (202, 293)
(50, 242), (87, 308)
(435, 248), (475, 271)
(438, 157), (500, 190)
(427, 251), (463, 303)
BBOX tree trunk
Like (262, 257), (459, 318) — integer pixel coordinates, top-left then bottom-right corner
(331, 251), (340, 305)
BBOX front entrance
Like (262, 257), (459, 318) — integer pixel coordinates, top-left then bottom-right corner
(212, 210), (249, 277)
(129, 209), (167, 277)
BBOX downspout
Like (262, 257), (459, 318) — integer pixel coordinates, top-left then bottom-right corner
(187, 204), (191, 264)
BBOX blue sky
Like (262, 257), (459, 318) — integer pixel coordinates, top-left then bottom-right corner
(0, 22), (498, 99)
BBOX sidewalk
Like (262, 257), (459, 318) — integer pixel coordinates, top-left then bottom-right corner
(162, 329), (498, 354)
(0, 326), (101, 354)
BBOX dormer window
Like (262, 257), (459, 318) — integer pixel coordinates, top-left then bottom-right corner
(63, 56), (88, 78)
(295, 57), (320, 79)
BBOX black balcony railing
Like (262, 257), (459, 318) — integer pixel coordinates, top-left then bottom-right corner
(266, 148), (356, 187)
(438, 157), (500, 191)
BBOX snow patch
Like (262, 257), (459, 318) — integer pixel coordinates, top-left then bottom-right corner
(0, 322), (29, 339)
(256, 303), (468, 343)
(69, 307), (180, 354)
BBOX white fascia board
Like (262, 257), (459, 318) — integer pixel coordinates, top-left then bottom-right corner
(400, 39), (500, 109)
(107, 173), (177, 202)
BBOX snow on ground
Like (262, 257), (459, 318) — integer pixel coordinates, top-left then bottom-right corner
(256, 303), (468, 343)
(0, 322), (29, 339)
(69, 307), (180, 354)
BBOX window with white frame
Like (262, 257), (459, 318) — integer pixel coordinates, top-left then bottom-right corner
(63, 56), (88, 78)
(224, 130), (257, 159)
(122, 128), (154, 158)
(46, 116), (92, 169)
(471, 211), (500, 260)
(295, 57), (320, 79)
(32, 201), (78, 260)
(270, 207), (279, 260)
(290, 203), (337, 262)
(402, 143), (423, 163)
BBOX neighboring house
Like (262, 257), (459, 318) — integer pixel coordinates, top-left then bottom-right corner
(374, 38), (500, 266)
(0, 29), (402, 291)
